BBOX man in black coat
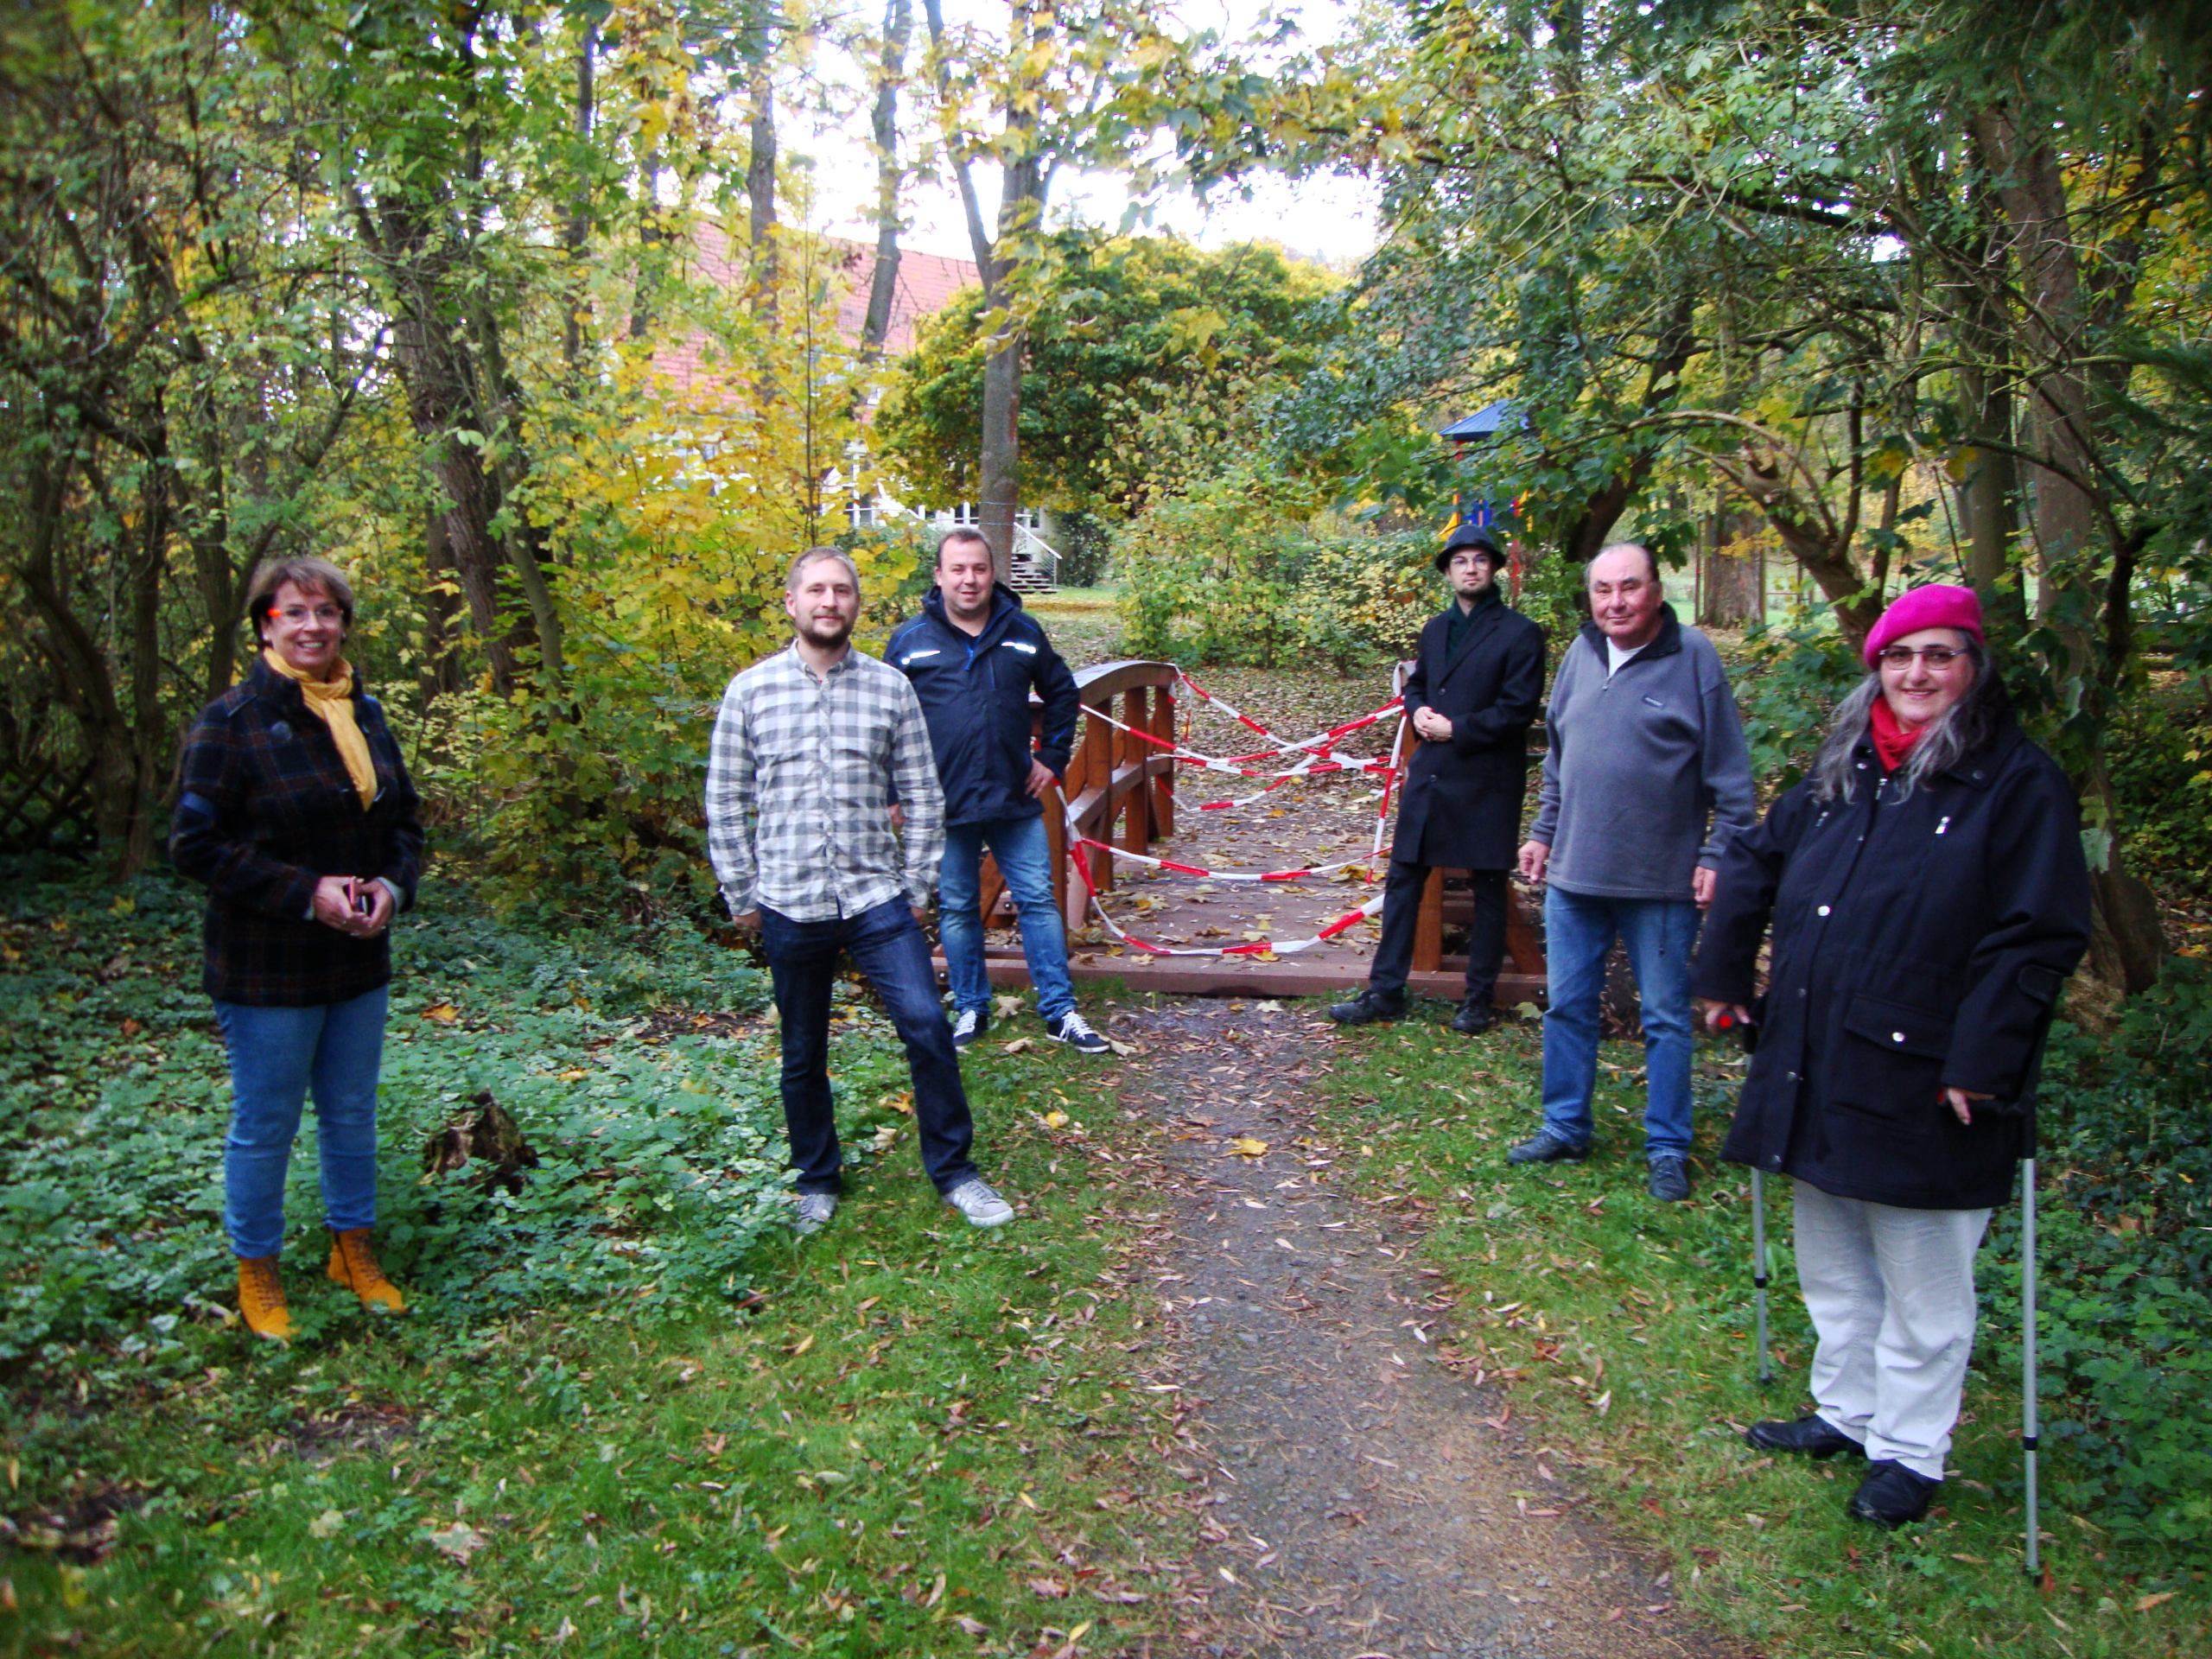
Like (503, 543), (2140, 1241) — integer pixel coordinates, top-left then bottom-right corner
(1331, 524), (1547, 1033)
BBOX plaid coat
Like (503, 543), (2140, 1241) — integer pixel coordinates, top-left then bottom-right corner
(171, 658), (425, 1007)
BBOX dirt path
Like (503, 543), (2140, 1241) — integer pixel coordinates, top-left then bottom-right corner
(1106, 997), (1738, 1659)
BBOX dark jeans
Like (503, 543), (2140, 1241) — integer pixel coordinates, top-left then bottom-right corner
(1369, 861), (1510, 1006)
(760, 899), (979, 1196)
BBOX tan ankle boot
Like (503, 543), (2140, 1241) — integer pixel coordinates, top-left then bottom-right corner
(236, 1255), (292, 1343)
(326, 1229), (406, 1312)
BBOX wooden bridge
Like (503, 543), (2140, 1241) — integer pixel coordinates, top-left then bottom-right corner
(936, 659), (1548, 1004)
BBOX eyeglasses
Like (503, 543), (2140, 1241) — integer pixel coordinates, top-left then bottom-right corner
(1876, 645), (1967, 668)
(273, 605), (344, 626)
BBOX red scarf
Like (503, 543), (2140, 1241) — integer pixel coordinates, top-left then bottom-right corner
(1870, 696), (1923, 773)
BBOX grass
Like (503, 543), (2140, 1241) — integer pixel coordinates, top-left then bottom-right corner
(0, 870), (1205, 1657)
(1307, 1005), (2209, 1659)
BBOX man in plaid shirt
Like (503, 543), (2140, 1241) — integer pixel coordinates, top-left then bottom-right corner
(706, 547), (1015, 1232)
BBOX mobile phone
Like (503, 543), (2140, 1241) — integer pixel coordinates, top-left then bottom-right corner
(353, 884), (376, 915)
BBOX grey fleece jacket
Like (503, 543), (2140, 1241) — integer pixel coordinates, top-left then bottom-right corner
(1528, 607), (1756, 902)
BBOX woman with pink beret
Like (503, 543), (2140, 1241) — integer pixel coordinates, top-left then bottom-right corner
(1693, 584), (2091, 1530)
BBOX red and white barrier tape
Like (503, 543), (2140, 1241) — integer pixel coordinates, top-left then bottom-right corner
(1050, 692), (1408, 956)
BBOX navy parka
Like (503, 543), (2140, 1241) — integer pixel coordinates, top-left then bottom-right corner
(1692, 713), (2090, 1211)
(887, 583), (1081, 828)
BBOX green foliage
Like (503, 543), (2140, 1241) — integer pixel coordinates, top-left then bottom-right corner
(1113, 466), (1433, 671)
(1052, 508), (1114, 588)
(1988, 961), (2212, 1562)
(877, 232), (1344, 513)
(0, 864), (773, 1370)
(1727, 605), (1866, 792)
(2103, 679), (2212, 902)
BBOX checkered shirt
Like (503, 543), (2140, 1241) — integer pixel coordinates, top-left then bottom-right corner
(704, 642), (946, 922)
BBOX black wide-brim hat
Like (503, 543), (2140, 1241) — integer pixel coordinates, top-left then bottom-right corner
(1434, 523), (1503, 572)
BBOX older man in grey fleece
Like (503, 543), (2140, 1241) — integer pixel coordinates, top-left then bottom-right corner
(1511, 543), (1755, 1200)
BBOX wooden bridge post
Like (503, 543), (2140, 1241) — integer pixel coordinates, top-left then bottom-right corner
(1149, 683), (1175, 838)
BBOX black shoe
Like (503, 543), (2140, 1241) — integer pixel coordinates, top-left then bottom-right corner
(1847, 1459), (1939, 1529)
(1507, 1128), (1590, 1166)
(950, 1007), (988, 1049)
(1746, 1414), (1864, 1460)
(1328, 989), (1407, 1026)
(1648, 1154), (1692, 1202)
(1450, 997), (1496, 1036)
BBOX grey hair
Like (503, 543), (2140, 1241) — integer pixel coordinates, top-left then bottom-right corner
(1588, 542), (1661, 585)
(1808, 637), (2008, 803)
(785, 545), (861, 592)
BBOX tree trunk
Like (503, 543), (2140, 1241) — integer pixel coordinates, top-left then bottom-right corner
(858, 0), (912, 363)
(1970, 109), (2100, 591)
(747, 40), (779, 320)
(564, 21), (595, 370)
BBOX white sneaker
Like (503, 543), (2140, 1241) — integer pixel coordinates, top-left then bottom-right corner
(950, 1007), (987, 1049)
(1047, 1010), (1112, 1054)
(793, 1192), (838, 1235)
(943, 1179), (1014, 1228)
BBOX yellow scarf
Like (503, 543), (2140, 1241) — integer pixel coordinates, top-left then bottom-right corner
(263, 646), (376, 810)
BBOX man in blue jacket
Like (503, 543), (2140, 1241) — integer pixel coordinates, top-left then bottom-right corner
(889, 530), (1109, 1054)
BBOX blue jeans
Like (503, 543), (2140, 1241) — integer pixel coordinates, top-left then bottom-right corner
(216, 986), (388, 1259)
(1538, 888), (1698, 1160)
(938, 814), (1076, 1022)
(760, 899), (979, 1196)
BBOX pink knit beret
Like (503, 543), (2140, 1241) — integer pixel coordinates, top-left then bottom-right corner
(1863, 583), (1985, 666)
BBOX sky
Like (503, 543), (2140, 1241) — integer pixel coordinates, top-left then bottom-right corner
(782, 0), (1382, 268)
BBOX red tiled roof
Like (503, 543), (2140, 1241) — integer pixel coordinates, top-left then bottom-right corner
(652, 222), (978, 404)
(828, 242), (982, 357)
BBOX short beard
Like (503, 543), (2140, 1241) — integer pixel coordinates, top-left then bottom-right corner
(795, 613), (854, 650)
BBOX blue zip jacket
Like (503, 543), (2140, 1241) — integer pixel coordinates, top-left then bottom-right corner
(887, 583), (1081, 828)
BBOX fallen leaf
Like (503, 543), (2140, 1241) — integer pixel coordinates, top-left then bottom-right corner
(558, 1068), (588, 1083)
(1042, 1109), (1070, 1129)
(2136, 1592), (2177, 1612)
(1028, 1577), (1068, 1598)
(422, 1002), (459, 1023)
(1003, 1039), (1035, 1055)
(424, 1522), (487, 1565)
(994, 995), (1024, 1018)
(308, 1509), (344, 1540)
(1230, 1137), (1268, 1158)
(955, 1616), (990, 1636)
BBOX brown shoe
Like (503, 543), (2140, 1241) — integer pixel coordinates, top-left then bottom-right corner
(236, 1255), (293, 1343)
(326, 1229), (406, 1312)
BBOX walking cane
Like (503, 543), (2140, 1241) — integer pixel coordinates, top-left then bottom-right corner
(1751, 1167), (1774, 1387)
(1712, 1007), (1772, 1386)
(2022, 1122), (2042, 1581)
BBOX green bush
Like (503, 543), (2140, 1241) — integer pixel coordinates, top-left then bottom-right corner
(0, 865), (779, 1370)
(1114, 469), (1433, 670)
(1980, 961), (2212, 1563)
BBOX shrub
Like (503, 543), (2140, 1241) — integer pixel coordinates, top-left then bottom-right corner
(1979, 961), (2212, 1564)
(1114, 468), (1433, 671)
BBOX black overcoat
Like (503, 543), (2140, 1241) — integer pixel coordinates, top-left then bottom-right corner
(1692, 713), (2090, 1211)
(1394, 597), (1547, 870)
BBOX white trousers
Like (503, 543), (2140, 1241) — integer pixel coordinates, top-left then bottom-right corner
(1791, 1180), (1992, 1481)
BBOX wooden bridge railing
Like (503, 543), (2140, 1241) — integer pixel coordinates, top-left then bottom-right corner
(975, 659), (1177, 935)
(954, 657), (1544, 1003)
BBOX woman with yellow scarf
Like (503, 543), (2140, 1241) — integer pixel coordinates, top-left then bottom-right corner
(171, 556), (425, 1342)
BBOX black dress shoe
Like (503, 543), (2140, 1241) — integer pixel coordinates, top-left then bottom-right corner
(1847, 1459), (1939, 1529)
(1647, 1154), (1692, 1202)
(1506, 1128), (1591, 1166)
(1450, 997), (1496, 1035)
(1745, 1414), (1864, 1459)
(1328, 989), (1407, 1026)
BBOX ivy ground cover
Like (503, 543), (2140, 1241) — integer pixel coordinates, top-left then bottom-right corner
(0, 867), (1207, 1655)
